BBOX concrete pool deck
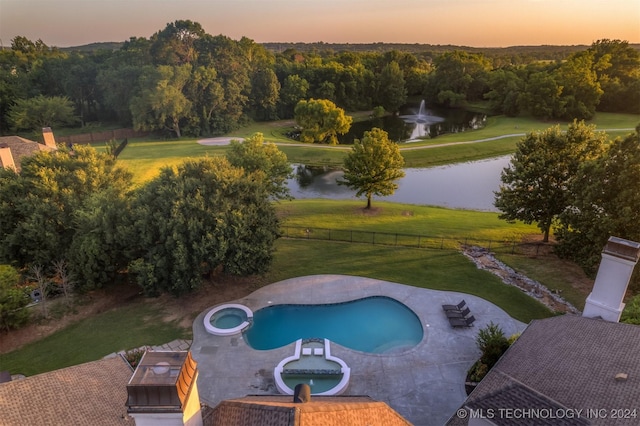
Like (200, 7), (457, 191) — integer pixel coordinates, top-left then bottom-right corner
(190, 274), (527, 426)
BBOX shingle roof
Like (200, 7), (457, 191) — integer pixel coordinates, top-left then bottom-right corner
(0, 357), (134, 425)
(466, 383), (590, 425)
(448, 315), (640, 426)
(205, 395), (412, 426)
(0, 136), (55, 171)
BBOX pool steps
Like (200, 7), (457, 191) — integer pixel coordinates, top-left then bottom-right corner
(274, 338), (351, 396)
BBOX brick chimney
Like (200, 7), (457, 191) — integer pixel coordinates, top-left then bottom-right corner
(127, 351), (203, 426)
(0, 143), (16, 170)
(42, 127), (57, 149)
(583, 237), (640, 322)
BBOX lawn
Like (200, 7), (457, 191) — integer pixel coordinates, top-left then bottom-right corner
(115, 112), (639, 181)
(276, 199), (537, 243)
(268, 239), (553, 322)
(0, 303), (187, 376)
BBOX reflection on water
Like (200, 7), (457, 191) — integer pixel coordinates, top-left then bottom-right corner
(288, 156), (512, 212)
(338, 104), (487, 144)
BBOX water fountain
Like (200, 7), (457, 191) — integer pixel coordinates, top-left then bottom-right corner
(399, 100), (445, 140)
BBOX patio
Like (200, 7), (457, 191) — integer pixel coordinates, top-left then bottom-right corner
(190, 274), (526, 426)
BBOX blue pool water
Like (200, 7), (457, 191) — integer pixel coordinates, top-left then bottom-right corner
(243, 296), (423, 353)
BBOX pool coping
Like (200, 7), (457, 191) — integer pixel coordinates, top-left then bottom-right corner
(190, 274), (527, 425)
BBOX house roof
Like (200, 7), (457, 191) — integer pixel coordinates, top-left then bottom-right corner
(204, 395), (412, 426)
(466, 383), (589, 426)
(448, 314), (640, 426)
(0, 135), (55, 171)
(0, 356), (134, 425)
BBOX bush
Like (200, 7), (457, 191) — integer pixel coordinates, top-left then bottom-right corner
(467, 321), (510, 383)
(0, 265), (31, 331)
(621, 294), (640, 325)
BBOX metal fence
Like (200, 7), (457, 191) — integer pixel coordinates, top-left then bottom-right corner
(282, 225), (547, 255)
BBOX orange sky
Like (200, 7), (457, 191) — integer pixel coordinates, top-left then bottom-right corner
(1, 0), (639, 47)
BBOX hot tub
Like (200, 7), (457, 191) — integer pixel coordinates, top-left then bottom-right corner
(203, 304), (253, 336)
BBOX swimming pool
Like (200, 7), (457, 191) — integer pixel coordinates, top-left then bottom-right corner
(243, 296), (423, 353)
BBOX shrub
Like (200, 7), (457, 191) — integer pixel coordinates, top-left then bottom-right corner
(467, 321), (511, 383)
(124, 348), (146, 369)
(0, 265), (31, 331)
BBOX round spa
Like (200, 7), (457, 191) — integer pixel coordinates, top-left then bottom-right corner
(203, 303), (253, 336)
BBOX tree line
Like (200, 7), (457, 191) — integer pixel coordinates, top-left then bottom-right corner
(1, 20), (638, 137)
(0, 133), (291, 329)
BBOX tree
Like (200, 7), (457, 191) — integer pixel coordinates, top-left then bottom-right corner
(0, 145), (133, 272)
(278, 74), (309, 119)
(294, 98), (352, 145)
(0, 265), (30, 331)
(555, 126), (640, 278)
(339, 128), (405, 209)
(494, 121), (606, 242)
(522, 71), (564, 120)
(553, 50), (603, 120)
(130, 64), (192, 137)
(226, 132), (293, 200)
(128, 157), (280, 296)
(28, 264), (48, 318)
(375, 61), (407, 113)
(150, 20), (205, 65)
(8, 95), (77, 131)
(250, 68), (280, 121)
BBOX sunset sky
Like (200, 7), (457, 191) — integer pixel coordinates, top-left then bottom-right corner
(1, 0), (639, 48)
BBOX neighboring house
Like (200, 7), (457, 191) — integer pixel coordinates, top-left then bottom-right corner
(447, 315), (640, 426)
(0, 128), (57, 172)
(0, 356), (134, 425)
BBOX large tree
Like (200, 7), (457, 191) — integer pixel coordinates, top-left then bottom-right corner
(494, 121), (606, 242)
(8, 95), (76, 131)
(127, 157), (280, 296)
(375, 61), (407, 113)
(226, 132), (293, 200)
(339, 127), (405, 209)
(129, 64), (192, 137)
(555, 126), (640, 277)
(294, 98), (352, 144)
(0, 145), (133, 270)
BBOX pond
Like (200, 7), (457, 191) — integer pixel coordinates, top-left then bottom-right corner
(287, 155), (512, 212)
(338, 102), (487, 143)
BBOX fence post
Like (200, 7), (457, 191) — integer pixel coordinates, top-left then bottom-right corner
(440, 238), (444, 249)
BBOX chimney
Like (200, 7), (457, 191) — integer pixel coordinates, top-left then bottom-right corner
(42, 127), (57, 149)
(293, 383), (311, 403)
(127, 351), (203, 426)
(0, 143), (16, 170)
(583, 236), (640, 322)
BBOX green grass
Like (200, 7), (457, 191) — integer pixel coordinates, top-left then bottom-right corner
(268, 239), (553, 323)
(0, 302), (187, 376)
(277, 200), (537, 243)
(496, 254), (589, 310)
(114, 112), (639, 181)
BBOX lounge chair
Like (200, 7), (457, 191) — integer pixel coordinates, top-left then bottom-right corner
(449, 315), (476, 328)
(442, 300), (466, 312)
(446, 307), (471, 319)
